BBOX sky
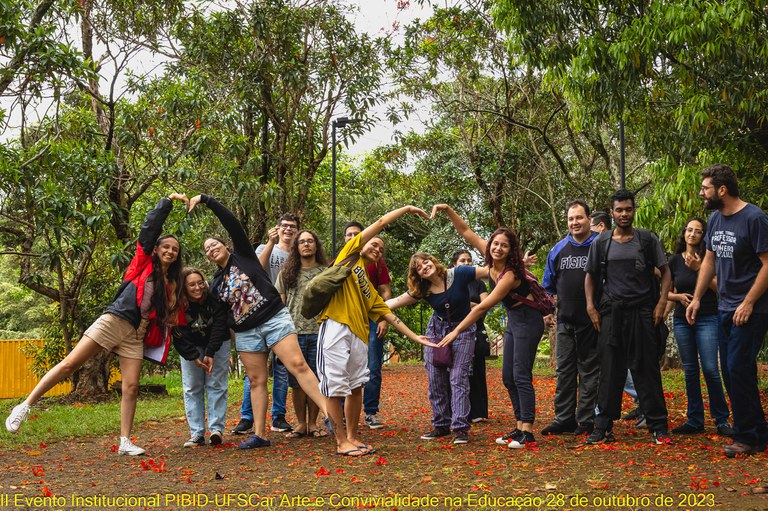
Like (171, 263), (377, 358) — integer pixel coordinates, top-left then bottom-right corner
(0, 0), (434, 155)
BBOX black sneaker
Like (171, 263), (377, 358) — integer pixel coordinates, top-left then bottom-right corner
(270, 415), (293, 433)
(586, 428), (615, 445)
(573, 423), (594, 435)
(453, 430), (469, 444)
(541, 420), (577, 435)
(420, 427), (451, 440)
(183, 435), (205, 448)
(651, 430), (673, 445)
(716, 423), (735, 437)
(231, 418), (253, 435)
(622, 408), (641, 421)
(209, 431), (223, 446)
(495, 429), (523, 445)
(672, 423), (704, 435)
(508, 430), (535, 449)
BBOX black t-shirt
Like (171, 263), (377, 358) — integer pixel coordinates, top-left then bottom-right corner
(668, 254), (718, 319)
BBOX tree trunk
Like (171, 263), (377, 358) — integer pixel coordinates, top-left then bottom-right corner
(71, 350), (113, 399)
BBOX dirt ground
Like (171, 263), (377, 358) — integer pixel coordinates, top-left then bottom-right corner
(1, 363), (766, 511)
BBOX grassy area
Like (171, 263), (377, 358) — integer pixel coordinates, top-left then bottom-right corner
(0, 374), (247, 449)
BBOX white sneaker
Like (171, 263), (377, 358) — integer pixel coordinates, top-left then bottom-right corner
(5, 402), (30, 433)
(118, 437), (146, 456)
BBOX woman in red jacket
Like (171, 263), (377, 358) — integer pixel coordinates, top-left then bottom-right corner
(5, 194), (188, 456)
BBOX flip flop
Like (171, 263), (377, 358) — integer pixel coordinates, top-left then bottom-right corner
(323, 416), (334, 435)
(309, 429), (328, 438)
(285, 430), (306, 439)
(336, 448), (363, 457)
(355, 444), (376, 455)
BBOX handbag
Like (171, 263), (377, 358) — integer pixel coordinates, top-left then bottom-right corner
(431, 274), (454, 368)
(300, 253), (359, 319)
(143, 316), (167, 347)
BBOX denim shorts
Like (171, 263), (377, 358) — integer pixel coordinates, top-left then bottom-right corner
(234, 308), (297, 353)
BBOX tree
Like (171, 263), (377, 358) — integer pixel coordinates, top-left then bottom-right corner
(163, 0), (383, 240)
(386, 0), (629, 253)
(492, 0), (768, 180)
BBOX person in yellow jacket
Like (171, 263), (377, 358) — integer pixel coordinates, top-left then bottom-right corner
(317, 206), (436, 457)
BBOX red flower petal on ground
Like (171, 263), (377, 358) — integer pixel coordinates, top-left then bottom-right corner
(109, 444), (118, 452)
(41, 486), (52, 497)
(375, 456), (387, 466)
(336, 469), (344, 474)
(315, 467), (330, 477)
(31, 466), (45, 476)
(39, 442), (47, 449)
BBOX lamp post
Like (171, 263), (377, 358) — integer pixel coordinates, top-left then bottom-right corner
(331, 116), (360, 255)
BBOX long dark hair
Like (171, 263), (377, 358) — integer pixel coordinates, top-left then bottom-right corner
(150, 234), (182, 326)
(674, 217), (707, 258)
(407, 252), (447, 299)
(179, 267), (208, 311)
(280, 230), (328, 290)
(484, 227), (524, 280)
(450, 249), (472, 268)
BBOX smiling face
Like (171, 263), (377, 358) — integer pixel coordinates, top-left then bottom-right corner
(203, 238), (230, 267)
(684, 219), (704, 246)
(611, 199), (635, 229)
(361, 236), (385, 264)
(414, 257), (437, 280)
(184, 272), (207, 302)
(567, 204), (591, 241)
(278, 219), (298, 245)
(154, 237), (180, 268)
(488, 233), (512, 262)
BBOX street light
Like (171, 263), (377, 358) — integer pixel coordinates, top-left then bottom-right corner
(331, 116), (361, 256)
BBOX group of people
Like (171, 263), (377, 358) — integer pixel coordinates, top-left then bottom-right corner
(5, 163), (767, 460)
(540, 164), (767, 458)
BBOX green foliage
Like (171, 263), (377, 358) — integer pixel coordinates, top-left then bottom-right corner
(493, 0), (768, 180)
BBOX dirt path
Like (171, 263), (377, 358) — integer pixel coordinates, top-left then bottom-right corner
(1, 364), (766, 510)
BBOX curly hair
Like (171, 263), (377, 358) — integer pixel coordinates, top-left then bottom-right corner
(280, 230), (328, 290)
(450, 249), (473, 268)
(407, 252), (447, 299)
(150, 234), (183, 326)
(674, 217), (708, 258)
(484, 228), (524, 280)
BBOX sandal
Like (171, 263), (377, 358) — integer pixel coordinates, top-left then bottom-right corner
(308, 429), (328, 438)
(285, 430), (306, 439)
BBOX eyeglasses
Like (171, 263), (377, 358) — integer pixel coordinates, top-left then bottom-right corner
(203, 240), (221, 254)
(298, 239), (315, 245)
(186, 280), (206, 289)
(685, 228), (704, 235)
(280, 223), (298, 230)
(700, 185), (714, 192)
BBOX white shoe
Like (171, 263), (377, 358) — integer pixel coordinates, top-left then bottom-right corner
(6, 403), (30, 433)
(118, 437), (146, 456)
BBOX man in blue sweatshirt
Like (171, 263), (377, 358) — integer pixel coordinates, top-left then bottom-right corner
(541, 200), (600, 436)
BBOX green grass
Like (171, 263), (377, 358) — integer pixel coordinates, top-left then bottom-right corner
(0, 373), (248, 449)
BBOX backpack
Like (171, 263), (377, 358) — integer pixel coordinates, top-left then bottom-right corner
(593, 228), (661, 304)
(501, 269), (555, 315)
(300, 253), (359, 319)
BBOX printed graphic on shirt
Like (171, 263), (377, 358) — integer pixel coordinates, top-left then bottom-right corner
(218, 264), (267, 325)
(709, 229), (736, 260)
(559, 254), (588, 270)
(354, 265), (372, 300)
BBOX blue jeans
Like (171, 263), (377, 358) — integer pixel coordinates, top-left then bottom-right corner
(288, 334), (318, 387)
(674, 314), (729, 428)
(271, 353), (289, 417)
(719, 311), (768, 445)
(181, 340), (230, 437)
(240, 355), (289, 420)
(363, 320), (383, 416)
